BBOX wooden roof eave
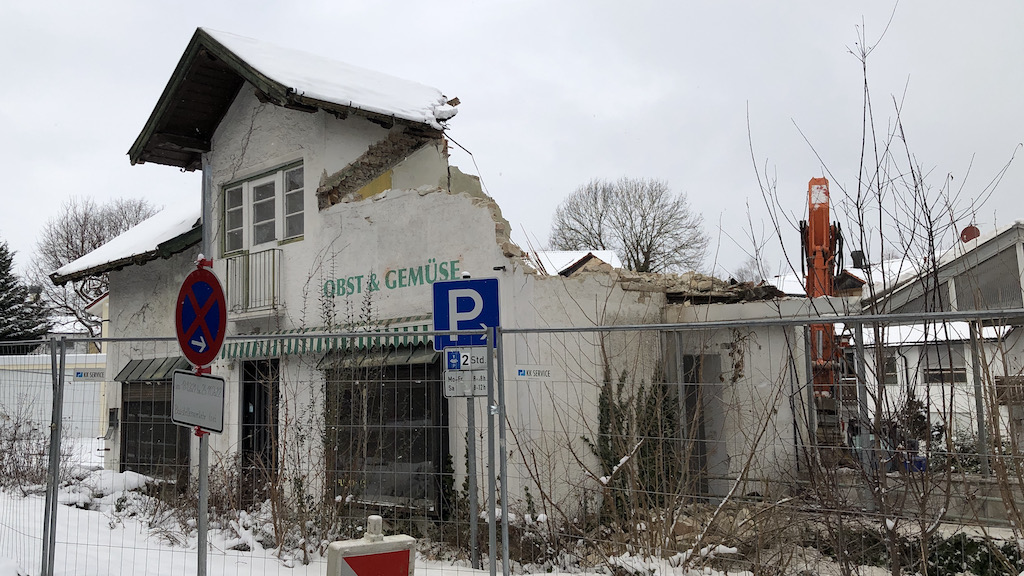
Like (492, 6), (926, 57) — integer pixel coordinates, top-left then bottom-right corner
(128, 29), (208, 167)
(49, 224), (202, 286)
(129, 28), (446, 169)
(128, 28), (293, 169)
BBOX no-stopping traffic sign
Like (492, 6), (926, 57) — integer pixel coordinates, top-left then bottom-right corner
(175, 267), (227, 367)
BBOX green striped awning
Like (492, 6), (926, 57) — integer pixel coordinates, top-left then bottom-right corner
(115, 356), (191, 382)
(220, 315), (432, 360)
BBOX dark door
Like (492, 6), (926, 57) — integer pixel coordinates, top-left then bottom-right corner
(240, 359), (279, 502)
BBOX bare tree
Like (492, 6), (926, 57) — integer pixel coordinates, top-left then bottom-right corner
(30, 197), (158, 336)
(732, 255), (765, 283)
(549, 177), (709, 273)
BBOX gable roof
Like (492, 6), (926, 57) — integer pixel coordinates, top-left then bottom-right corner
(865, 221), (1024, 314)
(50, 201), (201, 285)
(129, 28), (457, 171)
(532, 250), (623, 275)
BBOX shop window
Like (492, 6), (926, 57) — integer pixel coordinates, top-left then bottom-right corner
(116, 356), (191, 486)
(324, 348), (444, 511)
(223, 164), (304, 254)
(121, 381), (190, 485)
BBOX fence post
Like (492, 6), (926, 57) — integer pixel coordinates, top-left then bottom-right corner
(41, 336), (67, 576)
(467, 390), (479, 569)
(496, 327), (509, 576)
(803, 326), (817, 455)
(485, 326), (497, 576)
(853, 324), (871, 466)
(969, 322), (991, 476)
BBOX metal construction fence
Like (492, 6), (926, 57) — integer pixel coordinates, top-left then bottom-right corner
(2, 311), (1024, 575)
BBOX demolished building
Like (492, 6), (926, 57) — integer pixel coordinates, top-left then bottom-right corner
(53, 28), (821, 516)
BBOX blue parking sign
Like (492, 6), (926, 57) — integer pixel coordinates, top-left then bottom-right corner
(433, 279), (500, 350)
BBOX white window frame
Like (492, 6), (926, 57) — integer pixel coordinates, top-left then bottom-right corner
(222, 163), (304, 254)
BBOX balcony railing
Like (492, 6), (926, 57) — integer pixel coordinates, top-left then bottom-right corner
(225, 249), (281, 313)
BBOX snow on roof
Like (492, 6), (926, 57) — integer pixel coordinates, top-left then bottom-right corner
(864, 220), (1024, 300)
(532, 251), (622, 275)
(773, 259), (922, 299)
(203, 28), (456, 130)
(771, 272), (806, 296)
(52, 200), (200, 279)
(936, 219), (1024, 268)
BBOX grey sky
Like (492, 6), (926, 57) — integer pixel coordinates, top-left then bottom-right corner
(2, 1), (1021, 280)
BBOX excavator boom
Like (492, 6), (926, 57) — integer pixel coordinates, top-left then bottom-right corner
(800, 178), (839, 397)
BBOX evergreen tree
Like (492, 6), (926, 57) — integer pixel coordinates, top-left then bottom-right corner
(0, 240), (50, 351)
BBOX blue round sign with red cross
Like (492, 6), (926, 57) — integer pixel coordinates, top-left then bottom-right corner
(175, 267), (227, 368)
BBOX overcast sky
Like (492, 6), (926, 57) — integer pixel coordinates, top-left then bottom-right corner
(2, 1), (1021, 280)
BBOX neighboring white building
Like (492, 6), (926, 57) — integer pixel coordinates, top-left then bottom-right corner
(857, 223), (1024, 446)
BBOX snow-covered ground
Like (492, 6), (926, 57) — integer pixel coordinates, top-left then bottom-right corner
(2, 466), (1018, 576)
(2, 482), (471, 576)
(0, 478), (904, 576)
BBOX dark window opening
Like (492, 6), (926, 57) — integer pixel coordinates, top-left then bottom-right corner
(923, 368), (968, 385)
(883, 355), (899, 386)
(325, 353), (445, 512)
(995, 376), (1024, 405)
(120, 380), (190, 487)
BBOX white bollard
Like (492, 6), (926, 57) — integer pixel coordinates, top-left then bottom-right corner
(326, 516), (415, 576)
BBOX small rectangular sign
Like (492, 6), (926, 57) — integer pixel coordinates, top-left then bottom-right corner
(445, 347), (488, 371)
(513, 365), (555, 381)
(443, 370), (487, 397)
(73, 370), (105, 382)
(172, 370), (225, 433)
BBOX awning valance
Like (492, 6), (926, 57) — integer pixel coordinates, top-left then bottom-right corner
(221, 315), (432, 360)
(317, 344), (438, 371)
(115, 356), (191, 382)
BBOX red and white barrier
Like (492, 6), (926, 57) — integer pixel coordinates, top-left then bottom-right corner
(326, 515), (415, 576)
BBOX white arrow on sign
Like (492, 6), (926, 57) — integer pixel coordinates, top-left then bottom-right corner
(191, 336), (207, 352)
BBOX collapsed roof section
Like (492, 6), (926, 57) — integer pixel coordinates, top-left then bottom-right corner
(129, 28), (457, 170)
(529, 250), (623, 276)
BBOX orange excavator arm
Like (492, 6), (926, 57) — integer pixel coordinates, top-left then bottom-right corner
(800, 178), (841, 397)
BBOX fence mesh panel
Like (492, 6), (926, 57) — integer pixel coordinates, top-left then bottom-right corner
(0, 318), (1022, 575)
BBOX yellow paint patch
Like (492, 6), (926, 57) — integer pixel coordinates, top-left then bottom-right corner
(357, 170), (393, 199)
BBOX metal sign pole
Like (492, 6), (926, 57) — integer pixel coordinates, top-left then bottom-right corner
(190, 364), (215, 576)
(198, 427), (209, 576)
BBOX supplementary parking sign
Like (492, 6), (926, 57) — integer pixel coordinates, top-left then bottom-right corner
(175, 267), (227, 367)
(445, 347), (487, 370)
(171, 370), (226, 433)
(432, 279), (499, 350)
